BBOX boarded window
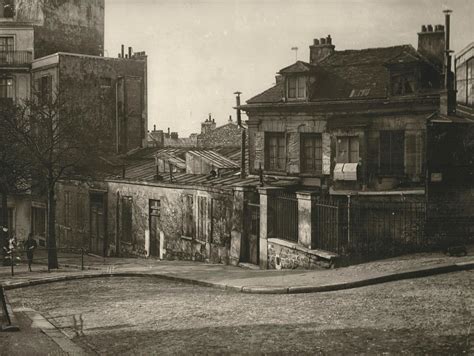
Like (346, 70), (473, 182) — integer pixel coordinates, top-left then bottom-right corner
(301, 133), (322, 173)
(380, 131), (405, 175)
(337, 136), (359, 163)
(121, 196), (133, 243)
(182, 195), (194, 237)
(265, 132), (286, 171)
(196, 196), (210, 242)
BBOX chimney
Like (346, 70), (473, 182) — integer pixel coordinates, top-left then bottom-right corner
(201, 115), (217, 134)
(128, 47), (133, 59)
(418, 23), (445, 67)
(121, 45), (124, 58)
(228, 115), (233, 123)
(440, 9), (455, 116)
(153, 124), (156, 131)
(309, 34), (335, 64)
(171, 132), (178, 140)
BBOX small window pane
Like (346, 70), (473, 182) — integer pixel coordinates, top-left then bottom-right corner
(288, 77), (296, 98)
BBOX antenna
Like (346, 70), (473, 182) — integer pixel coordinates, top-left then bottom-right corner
(291, 46), (298, 61)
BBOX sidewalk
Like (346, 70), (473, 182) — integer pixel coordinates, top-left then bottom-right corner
(1, 245), (473, 295)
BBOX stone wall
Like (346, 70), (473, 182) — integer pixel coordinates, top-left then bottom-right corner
(14, 0), (105, 58)
(267, 238), (333, 270)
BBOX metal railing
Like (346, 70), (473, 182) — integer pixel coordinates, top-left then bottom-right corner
(269, 192), (299, 242)
(0, 51), (32, 67)
(3, 247), (87, 276)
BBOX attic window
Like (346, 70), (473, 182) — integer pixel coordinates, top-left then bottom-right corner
(391, 73), (416, 96)
(287, 76), (306, 99)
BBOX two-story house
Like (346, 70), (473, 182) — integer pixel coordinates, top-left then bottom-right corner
(238, 18), (470, 269)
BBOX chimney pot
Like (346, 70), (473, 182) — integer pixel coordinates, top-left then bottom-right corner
(128, 46), (132, 58)
(326, 35), (332, 44)
(229, 115), (232, 122)
(153, 124), (156, 131)
(121, 44), (124, 58)
(320, 38), (326, 45)
(421, 25), (427, 32)
(313, 38), (320, 45)
(439, 24), (444, 31)
(427, 24), (433, 32)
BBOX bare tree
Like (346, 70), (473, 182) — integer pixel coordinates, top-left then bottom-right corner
(2, 85), (115, 269)
(0, 101), (31, 254)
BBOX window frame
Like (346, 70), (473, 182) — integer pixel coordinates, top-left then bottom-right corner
(0, 77), (14, 99)
(286, 75), (306, 100)
(300, 133), (323, 174)
(379, 130), (405, 176)
(336, 136), (359, 164)
(264, 132), (286, 172)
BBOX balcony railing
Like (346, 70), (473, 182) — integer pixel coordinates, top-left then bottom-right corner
(0, 51), (32, 67)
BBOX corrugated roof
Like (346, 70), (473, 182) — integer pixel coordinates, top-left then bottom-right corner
(187, 150), (240, 169)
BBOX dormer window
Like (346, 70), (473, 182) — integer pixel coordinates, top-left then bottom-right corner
(287, 76), (306, 99)
(391, 71), (416, 96)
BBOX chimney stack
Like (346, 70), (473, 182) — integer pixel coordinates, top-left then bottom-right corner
(128, 47), (133, 59)
(309, 34), (335, 64)
(440, 9), (455, 116)
(121, 44), (124, 58)
(417, 23), (445, 67)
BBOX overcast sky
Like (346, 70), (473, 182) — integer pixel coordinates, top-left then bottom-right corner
(104, 0), (473, 136)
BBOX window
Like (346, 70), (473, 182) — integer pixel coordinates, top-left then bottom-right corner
(34, 75), (52, 104)
(287, 76), (306, 99)
(121, 196), (133, 243)
(100, 77), (112, 88)
(265, 132), (286, 171)
(337, 136), (359, 163)
(196, 196), (209, 242)
(380, 131), (405, 175)
(0, 36), (14, 52)
(301, 133), (322, 173)
(0, 78), (14, 99)
(1, 0), (14, 18)
(391, 73), (416, 95)
(182, 194), (194, 237)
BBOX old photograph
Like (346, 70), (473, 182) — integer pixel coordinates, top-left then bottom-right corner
(1, 0), (473, 354)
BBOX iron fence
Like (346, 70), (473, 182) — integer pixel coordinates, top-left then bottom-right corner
(269, 192), (298, 242)
(311, 198), (474, 259)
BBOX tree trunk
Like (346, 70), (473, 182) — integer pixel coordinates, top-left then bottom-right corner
(47, 184), (59, 269)
(0, 190), (8, 253)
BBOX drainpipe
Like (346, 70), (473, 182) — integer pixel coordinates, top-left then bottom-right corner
(234, 91), (246, 179)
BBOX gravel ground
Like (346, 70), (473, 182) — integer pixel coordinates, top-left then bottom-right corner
(8, 271), (474, 355)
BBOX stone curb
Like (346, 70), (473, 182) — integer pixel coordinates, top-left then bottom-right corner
(1, 260), (473, 295)
(1, 286), (20, 332)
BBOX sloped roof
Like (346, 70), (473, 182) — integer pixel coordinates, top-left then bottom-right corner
(279, 61), (316, 74)
(246, 44), (439, 104)
(187, 150), (240, 169)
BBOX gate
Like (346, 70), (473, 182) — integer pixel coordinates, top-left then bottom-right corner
(242, 192), (259, 265)
(149, 199), (161, 257)
(89, 193), (106, 256)
(269, 192), (298, 242)
(313, 200), (341, 253)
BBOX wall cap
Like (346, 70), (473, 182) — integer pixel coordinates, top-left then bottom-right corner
(268, 238), (338, 260)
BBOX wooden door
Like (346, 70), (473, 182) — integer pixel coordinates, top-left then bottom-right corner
(149, 200), (161, 257)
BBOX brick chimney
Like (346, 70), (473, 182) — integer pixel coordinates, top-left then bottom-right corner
(418, 23), (445, 67)
(309, 35), (335, 64)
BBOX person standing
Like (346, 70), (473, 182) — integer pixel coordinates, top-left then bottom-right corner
(24, 233), (37, 272)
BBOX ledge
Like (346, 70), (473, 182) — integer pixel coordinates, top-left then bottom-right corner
(267, 238), (338, 261)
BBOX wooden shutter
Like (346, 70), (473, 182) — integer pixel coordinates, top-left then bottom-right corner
(253, 131), (264, 170)
(322, 133), (331, 175)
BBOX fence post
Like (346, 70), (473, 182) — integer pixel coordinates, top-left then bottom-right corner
(81, 248), (84, 271)
(0, 286), (12, 326)
(296, 191), (318, 249)
(347, 195), (351, 247)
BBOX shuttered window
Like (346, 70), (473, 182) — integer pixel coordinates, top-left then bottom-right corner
(182, 194), (195, 238)
(380, 131), (405, 175)
(301, 133), (322, 173)
(265, 132), (286, 171)
(121, 196), (133, 243)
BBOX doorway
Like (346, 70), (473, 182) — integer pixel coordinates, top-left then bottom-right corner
(149, 199), (161, 257)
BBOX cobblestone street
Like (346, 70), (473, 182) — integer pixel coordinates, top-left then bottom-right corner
(5, 271), (474, 355)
